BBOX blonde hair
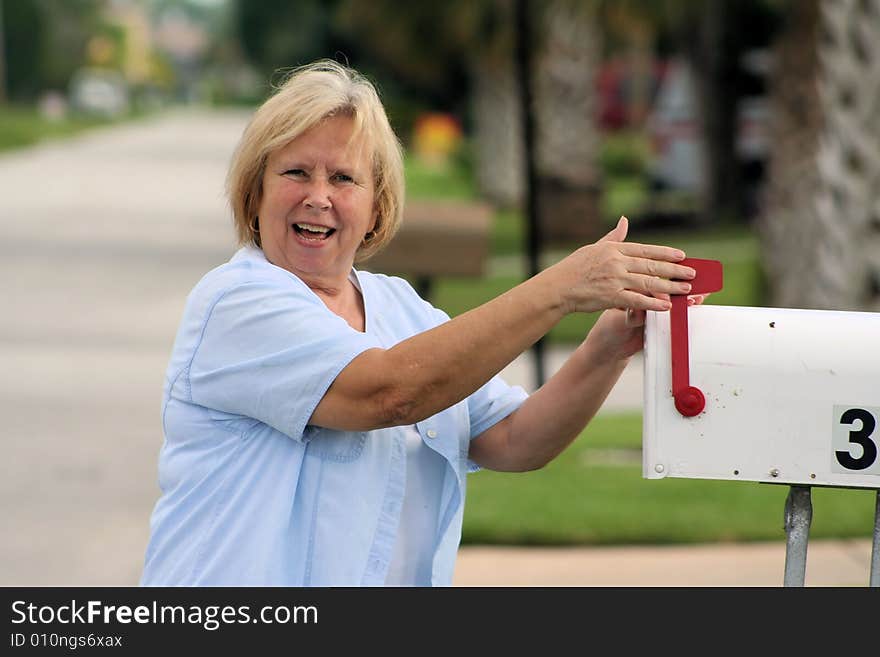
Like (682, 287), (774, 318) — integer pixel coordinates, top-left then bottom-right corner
(226, 60), (405, 262)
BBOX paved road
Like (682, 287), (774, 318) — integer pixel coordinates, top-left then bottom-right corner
(1, 109), (248, 586)
(1, 109), (873, 587)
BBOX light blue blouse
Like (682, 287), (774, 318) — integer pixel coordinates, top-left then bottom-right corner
(140, 246), (528, 586)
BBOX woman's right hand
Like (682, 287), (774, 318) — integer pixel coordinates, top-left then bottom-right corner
(547, 216), (696, 315)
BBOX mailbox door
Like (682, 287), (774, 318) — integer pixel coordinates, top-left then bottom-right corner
(643, 305), (880, 489)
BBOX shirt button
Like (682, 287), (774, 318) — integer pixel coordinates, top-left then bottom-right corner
(426, 429), (437, 439)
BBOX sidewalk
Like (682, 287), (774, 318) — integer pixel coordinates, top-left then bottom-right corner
(453, 539), (875, 587)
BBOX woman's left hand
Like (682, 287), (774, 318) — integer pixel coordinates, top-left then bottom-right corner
(587, 293), (709, 361)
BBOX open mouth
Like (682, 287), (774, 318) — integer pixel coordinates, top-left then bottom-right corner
(293, 223), (336, 241)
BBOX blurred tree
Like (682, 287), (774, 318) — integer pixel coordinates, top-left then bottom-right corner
(681, 0), (779, 225)
(233, 0), (347, 95)
(600, 3), (656, 129)
(0, 0), (103, 103)
(601, 0), (781, 224)
(758, 0), (880, 310)
(44, 0), (104, 89)
(463, 0), (524, 207)
(2, 0), (46, 101)
(334, 0), (474, 153)
(335, 0), (512, 197)
(337, 0), (602, 242)
(0, 0), (6, 103)
(334, 0), (473, 110)
(532, 0), (603, 243)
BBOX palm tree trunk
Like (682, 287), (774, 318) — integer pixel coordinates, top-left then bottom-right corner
(759, 0), (880, 310)
(471, 54), (525, 208)
(533, 0), (602, 244)
(818, 0), (880, 310)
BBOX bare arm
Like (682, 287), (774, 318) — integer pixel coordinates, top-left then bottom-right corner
(469, 292), (710, 472)
(468, 309), (635, 471)
(310, 217), (694, 432)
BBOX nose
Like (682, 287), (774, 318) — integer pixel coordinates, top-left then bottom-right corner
(303, 178), (331, 212)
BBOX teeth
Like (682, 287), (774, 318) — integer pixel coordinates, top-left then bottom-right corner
(295, 223), (331, 233)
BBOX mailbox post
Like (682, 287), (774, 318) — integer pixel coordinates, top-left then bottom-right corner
(643, 260), (880, 586)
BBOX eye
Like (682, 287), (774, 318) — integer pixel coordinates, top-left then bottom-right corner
(331, 172), (354, 184)
(282, 168), (307, 178)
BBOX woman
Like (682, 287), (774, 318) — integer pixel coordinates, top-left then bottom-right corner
(140, 60), (698, 586)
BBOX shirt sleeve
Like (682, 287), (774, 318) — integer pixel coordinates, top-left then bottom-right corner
(187, 280), (383, 441)
(458, 370), (527, 475)
(466, 375), (529, 441)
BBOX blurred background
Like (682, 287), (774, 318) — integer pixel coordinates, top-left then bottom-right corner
(1, 0), (878, 585)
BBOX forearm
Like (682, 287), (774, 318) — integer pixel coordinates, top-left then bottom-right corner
(498, 335), (630, 471)
(315, 268), (566, 429)
(390, 272), (564, 419)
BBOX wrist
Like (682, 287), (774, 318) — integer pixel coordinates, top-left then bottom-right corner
(531, 266), (571, 319)
(578, 329), (633, 369)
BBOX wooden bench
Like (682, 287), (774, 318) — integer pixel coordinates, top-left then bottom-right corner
(362, 199), (493, 299)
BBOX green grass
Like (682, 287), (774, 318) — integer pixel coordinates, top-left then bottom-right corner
(0, 105), (121, 152)
(462, 411), (877, 545)
(404, 153), (476, 201)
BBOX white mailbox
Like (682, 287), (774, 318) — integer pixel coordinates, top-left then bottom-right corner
(643, 303), (880, 490)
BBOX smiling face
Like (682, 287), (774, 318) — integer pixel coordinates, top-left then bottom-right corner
(257, 115), (376, 290)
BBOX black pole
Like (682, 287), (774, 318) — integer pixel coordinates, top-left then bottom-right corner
(514, 0), (546, 389)
(0, 0), (6, 104)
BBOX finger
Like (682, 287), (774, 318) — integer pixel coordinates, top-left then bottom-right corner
(617, 290), (672, 312)
(629, 290), (669, 303)
(625, 257), (696, 280)
(615, 290), (670, 313)
(619, 242), (687, 263)
(625, 307), (646, 328)
(598, 215), (628, 243)
(688, 294), (708, 306)
(630, 274), (692, 297)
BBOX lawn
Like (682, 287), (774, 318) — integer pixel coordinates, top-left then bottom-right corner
(0, 105), (121, 152)
(462, 411), (878, 545)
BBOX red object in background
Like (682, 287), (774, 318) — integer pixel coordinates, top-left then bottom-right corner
(670, 258), (724, 417)
(595, 57), (669, 132)
(596, 58), (628, 131)
(412, 112), (463, 165)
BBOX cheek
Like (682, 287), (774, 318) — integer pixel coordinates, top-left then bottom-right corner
(261, 183), (302, 217)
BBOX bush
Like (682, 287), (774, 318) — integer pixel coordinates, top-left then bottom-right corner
(599, 131), (649, 178)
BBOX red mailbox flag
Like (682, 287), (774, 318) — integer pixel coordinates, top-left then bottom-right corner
(670, 258), (724, 417)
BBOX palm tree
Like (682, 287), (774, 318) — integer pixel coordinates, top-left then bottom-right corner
(758, 0), (880, 311)
(532, 0), (603, 244)
(336, 0), (604, 244)
(467, 0), (525, 209)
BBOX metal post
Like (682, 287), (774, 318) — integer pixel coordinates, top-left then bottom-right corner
(870, 489), (880, 587)
(415, 276), (433, 303)
(0, 0), (6, 104)
(783, 485), (812, 587)
(514, 0), (546, 389)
